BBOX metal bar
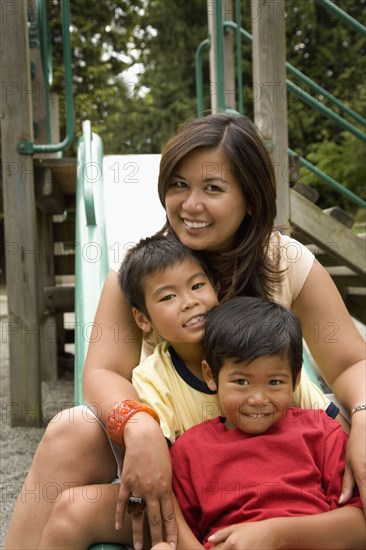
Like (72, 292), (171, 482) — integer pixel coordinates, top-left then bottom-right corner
(195, 38), (210, 117)
(286, 64), (366, 128)
(288, 149), (366, 208)
(224, 21), (366, 128)
(82, 121), (96, 226)
(17, 0), (75, 154)
(315, 0), (366, 37)
(287, 80), (366, 143)
(220, 18), (365, 207)
(234, 0), (243, 114)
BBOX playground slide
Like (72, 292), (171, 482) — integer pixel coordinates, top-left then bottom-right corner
(75, 121), (327, 550)
(75, 122), (165, 403)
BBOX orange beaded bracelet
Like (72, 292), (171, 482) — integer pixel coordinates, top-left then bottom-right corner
(106, 399), (160, 447)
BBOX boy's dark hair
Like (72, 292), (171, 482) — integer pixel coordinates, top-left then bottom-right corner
(204, 297), (303, 389)
(118, 233), (214, 319)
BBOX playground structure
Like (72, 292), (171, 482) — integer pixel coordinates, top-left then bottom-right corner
(1, 0), (365, 424)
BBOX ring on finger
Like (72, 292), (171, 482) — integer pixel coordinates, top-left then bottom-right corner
(127, 496), (146, 517)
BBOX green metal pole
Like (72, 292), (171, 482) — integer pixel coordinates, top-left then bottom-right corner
(224, 21), (366, 129)
(17, 0), (75, 154)
(289, 149), (366, 209)
(287, 80), (366, 143)
(234, 0), (243, 114)
(315, 0), (366, 37)
(286, 64), (366, 128)
(195, 38), (210, 117)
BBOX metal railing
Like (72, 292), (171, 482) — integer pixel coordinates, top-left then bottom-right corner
(195, 1), (366, 209)
(17, 0), (75, 155)
(315, 0), (366, 36)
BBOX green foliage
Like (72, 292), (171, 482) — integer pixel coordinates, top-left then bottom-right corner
(300, 132), (366, 212)
(285, 0), (366, 153)
(283, 0), (366, 215)
(118, 0), (208, 153)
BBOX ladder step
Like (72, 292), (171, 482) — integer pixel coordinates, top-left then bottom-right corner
(293, 182), (319, 204)
(44, 285), (75, 312)
(323, 207), (354, 229)
(326, 266), (366, 287)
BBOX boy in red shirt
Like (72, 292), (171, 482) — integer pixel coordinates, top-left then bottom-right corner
(164, 297), (365, 549)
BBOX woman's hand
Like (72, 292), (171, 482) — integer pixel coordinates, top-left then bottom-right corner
(115, 412), (177, 550)
(209, 507), (366, 549)
(340, 412), (366, 515)
(207, 519), (280, 549)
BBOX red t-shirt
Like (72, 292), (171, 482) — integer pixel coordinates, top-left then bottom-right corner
(171, 409), (361, 546)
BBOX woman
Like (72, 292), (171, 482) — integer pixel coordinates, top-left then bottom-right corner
(5, 114), (365, 550)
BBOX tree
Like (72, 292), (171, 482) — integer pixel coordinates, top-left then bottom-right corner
(116, 0), (209, 153)
(48, 0), (145, 154)
(285, 0), (366, 152)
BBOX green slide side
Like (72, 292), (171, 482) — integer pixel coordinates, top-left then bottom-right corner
(75, 121), (125, 550)
(75, 120), (110, 405)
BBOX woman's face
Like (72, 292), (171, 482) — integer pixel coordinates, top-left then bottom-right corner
(164, 147), (249, 252)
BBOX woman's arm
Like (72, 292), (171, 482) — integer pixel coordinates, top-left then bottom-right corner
(82, 270), (142, 420)
(292, 261), (365, 406)
(173, 494), (204, 550)
(208, 506), (365, 549)
(82, 270), (177, 547)
(293, 260), (366, 512)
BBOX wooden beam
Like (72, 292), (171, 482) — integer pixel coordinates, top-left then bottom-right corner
(35, 167), (65, 214)
(54, 254), (75, 276)
(344, 290), (366, 325)
(53, 219), (76, 243)
(37, 211), (58, 381)
(44, 285), (75, 312)
(251, 0), (290, 230)
(290, 189), (366, 277)
(326, 266), (365, 288)
(0, 0), (42, 425)
(222, 0), (236, 110)
(33, 158), (77, 195)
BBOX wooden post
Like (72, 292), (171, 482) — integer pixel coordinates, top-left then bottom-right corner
(0, 0), (42, 425)
(207, 0), (220, 113)
(31, 33), (60, 381)
(251, 0), (290, 230)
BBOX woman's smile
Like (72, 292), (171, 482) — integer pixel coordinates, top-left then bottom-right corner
(182, 218), (212, 231)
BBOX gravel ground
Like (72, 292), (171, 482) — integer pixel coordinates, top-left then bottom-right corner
(0, 292), (74, 547)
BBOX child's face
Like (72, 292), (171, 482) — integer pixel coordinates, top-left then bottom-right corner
(203, 355), (299, 435)
(135, 257), (218, 346)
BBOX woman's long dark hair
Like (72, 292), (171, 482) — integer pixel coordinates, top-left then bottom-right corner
(157, 113), (282, 300)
